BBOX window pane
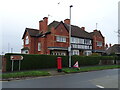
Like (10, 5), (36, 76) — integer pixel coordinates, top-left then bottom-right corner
(56, 36), (60, 41)
(72, 50), (79, 55)
(25, 36), (29, 45)
(38, 42), (41, 51)
(56, 36), (66, 42)
(97, 42), (102, 46)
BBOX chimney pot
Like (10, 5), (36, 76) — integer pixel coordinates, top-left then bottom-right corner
(39, 20), (43, 31)
(64, 19), (70, 24)
(94, 30), (97, 32)
(109, 43), (112, 47)
(106, 44), (108, 48)
(81, 27), (85, 30)
(43, 17), (48, 25)
(39, 17), (48, 32)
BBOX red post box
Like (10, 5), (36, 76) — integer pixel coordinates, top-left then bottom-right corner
(57, 57), (62, 72)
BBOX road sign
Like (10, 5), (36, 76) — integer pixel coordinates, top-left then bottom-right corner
(11, 55), (23, 60)
(10, 55), (23, 71)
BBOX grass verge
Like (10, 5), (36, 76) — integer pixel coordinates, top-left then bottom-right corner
(63, 65), (120, 73)
(1, 71), (50, 79)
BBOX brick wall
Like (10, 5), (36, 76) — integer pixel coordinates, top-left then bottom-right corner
(2, 56), (6, 72)
(52, 23), (69, 48)
(38, 22), (69, 55)
(92, 31), (105, 51)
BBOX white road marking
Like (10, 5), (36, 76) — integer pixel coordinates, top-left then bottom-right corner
(0, 81), (8, 82)
(96, 85), (104, 88)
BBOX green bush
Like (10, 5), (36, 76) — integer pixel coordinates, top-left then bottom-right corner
(115, 56), (120, 60)
(90, 53), (101, 56)
(100, 56), (115, 60)
(72, 56), (100, 66)
(5, 53), (69, 71)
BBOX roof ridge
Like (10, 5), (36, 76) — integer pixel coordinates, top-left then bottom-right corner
(26, 27), (39, 31)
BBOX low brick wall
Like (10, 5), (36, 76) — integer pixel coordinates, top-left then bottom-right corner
(99, 60), (118, 65)
(2, 56), (6, 72)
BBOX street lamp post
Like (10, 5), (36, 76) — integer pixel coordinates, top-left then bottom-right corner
(69, 5), (73, 68)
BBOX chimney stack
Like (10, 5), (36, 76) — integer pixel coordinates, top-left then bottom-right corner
(106, 43), (108, 48)
(94, 29), (97, 32)
(105, 43), (108, 50)
(39, 20), (43, 31)
(43, 17), (48, 25)
(81, 27), (85, 30)
(109, 43), (112, 47)
(64, 19), (70, 24)
(39, 17), (48, 33)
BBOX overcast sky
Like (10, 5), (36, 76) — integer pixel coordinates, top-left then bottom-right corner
(1, 0), (119, 54)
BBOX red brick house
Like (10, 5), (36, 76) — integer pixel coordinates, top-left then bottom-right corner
(21, 17), (105, 56)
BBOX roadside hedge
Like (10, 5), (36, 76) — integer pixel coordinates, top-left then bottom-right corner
(4, 53), (118, 72)
(72, 56), (100, 66)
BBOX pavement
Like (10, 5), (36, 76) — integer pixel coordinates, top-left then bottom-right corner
(47, 69), (66, 76)
(1, 65), (119, 81)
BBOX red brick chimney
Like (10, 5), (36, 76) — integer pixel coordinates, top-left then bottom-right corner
(106, 43), (108, 48)
(81, 27), (85, 30)
(39, 20), (43, 31)
(64, 19), (70, 24)
(105, 44), (108, 50)
(43, 17), (48, 25)
(39, 17), (48, 33)
(94, 29), (97, 32)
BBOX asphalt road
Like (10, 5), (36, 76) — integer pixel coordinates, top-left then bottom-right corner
(2, 69), (119, 88)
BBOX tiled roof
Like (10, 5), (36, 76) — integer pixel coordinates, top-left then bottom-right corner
(48, 21), (60, 30)
(26, 28), (40, 37)
(21, 47), (29, 50)
(22, 28), (42, 39)
(64, 24), (92, 39)
(106, 44), (120, 54)
(23, 21), (103, 40)
(49, 21), (92, 39)
(90, 30), (104, 38)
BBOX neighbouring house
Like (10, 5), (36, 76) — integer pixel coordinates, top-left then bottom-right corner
(21, 17), (105, 56)
(105, 44), (120, 56)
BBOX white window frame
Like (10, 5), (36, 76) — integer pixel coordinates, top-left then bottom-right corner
(79, 39), (84, 44)
(72, 50), (79, 55)
(71, 37), (75, 43)
(71, 37), (85, 44)
(56, 36), (66, 42)
(97, 41), (102, 46)
(25, 36), (29, 45)
(85, 39), (92, 45)
(38, 42), (41, 51)
(84, 51), (92, 56)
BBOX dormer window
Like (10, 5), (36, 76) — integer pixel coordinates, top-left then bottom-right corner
(25, 36), (29, 45)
